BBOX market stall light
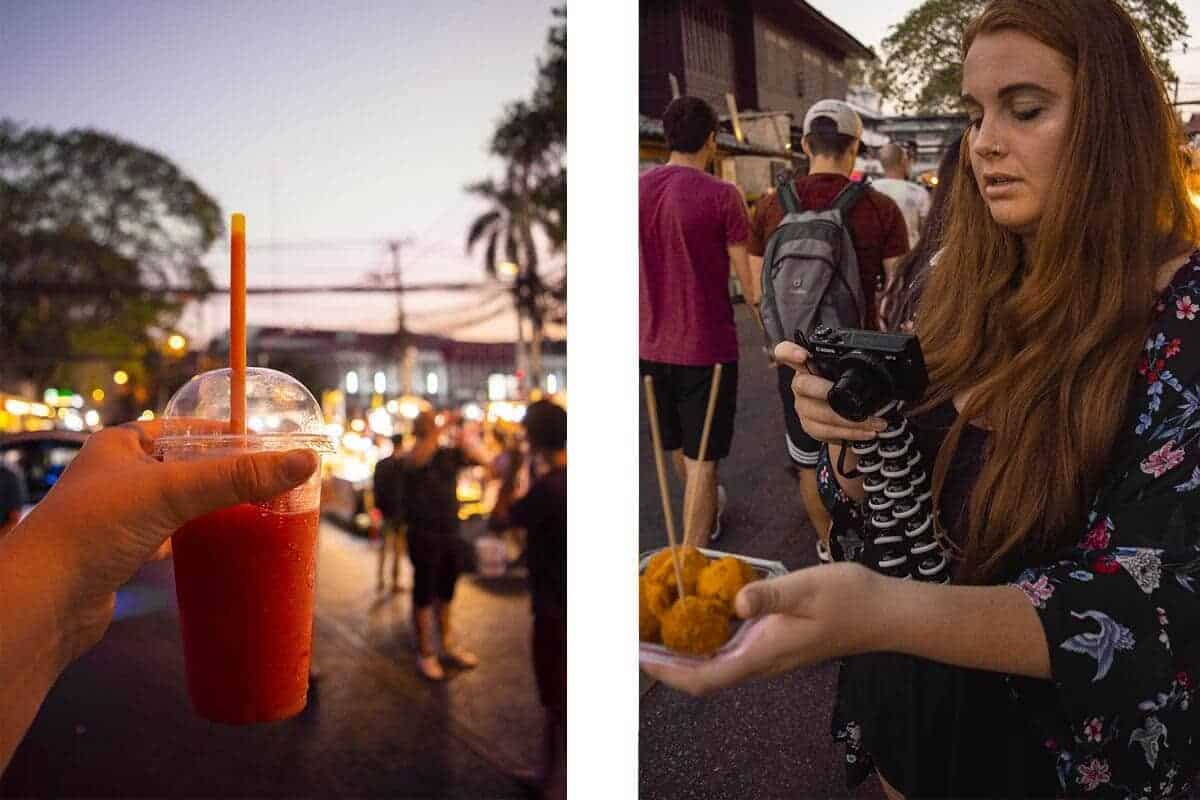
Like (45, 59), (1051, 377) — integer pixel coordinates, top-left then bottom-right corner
(386, 399), (400, 414)
(31, 403), (51, 418)
(139, 410), (155, 421)
(399, 401), (421, 420)
(92, 388), (105, 403)
(350, 419), (366, 433)
(374, 371), (387, 394)
(166, 333), (187, 353)
(547, 374), (559, 394)
(497, 261), (520, 279)
(463, 403), (483, 421)
(113, 370), (129, 386)
(345, 371), (359, 395)
(368, 407), (393, 436)
(4, 399), (30, 416)
(84, 410), (100, 427)
(426, 372), (439, 395)
(44, 388), (59, 405)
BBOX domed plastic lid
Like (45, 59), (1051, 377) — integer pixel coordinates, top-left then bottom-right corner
(154, 367), (336, 455)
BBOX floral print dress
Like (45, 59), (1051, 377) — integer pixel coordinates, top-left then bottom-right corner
(818, 249), (1200, 797)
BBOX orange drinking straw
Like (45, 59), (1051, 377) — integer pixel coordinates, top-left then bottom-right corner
(230, 213), (247, 436)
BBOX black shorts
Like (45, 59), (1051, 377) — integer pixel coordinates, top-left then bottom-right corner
(639, 359), (738, 461)
(776, 364), (820, 469)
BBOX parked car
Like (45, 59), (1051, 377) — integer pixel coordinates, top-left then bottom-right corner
(0, 430), (89, 519)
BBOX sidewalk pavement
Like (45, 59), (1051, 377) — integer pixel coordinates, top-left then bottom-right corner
(1, 520), (542, 799)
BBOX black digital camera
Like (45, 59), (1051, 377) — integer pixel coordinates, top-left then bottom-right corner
(795, 325), (929, 422)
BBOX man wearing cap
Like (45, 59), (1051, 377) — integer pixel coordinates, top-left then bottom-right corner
(748, 99), (910, 564)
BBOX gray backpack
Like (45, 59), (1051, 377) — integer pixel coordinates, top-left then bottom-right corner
(759, 176), (870, 348)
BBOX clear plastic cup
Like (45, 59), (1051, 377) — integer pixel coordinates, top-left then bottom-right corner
(155, 368), (335, 724)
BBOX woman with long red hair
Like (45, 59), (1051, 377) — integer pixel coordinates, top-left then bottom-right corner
(644, 0), (1200, 795)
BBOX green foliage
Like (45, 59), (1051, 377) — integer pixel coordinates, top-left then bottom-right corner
(869, 0), (1189, 114)
(0, 121), (221, 387)
(466, 4), (566, 326)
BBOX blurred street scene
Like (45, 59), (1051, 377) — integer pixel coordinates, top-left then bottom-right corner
(0, 2), (565, 797)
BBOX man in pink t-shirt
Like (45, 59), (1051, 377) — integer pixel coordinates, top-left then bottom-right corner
(639, 96), (755, 545)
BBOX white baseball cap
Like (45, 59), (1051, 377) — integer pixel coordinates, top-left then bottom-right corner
(803, 99), (863, 139)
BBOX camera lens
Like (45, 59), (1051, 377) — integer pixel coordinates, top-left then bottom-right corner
(827, 356), (894, 422)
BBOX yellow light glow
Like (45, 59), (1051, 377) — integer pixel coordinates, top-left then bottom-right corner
(930, 176), (940, 187)
(92, 388), (105, 402)
(4, 399), (30, 415)
(350, 419), (366, 433)
(498, 261), (520, 278)
(113, 370), (129, 385)
(167, 334), (187, 352)
(31, 403), (51, 417)
(139, 410), (155, 421)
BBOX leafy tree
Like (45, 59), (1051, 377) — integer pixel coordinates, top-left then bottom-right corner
(466, 5), (566, 385)
(869, 0), (1189, 113)
(0, 121), (220, 390)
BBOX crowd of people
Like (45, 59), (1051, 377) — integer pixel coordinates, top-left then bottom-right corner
(640, 0), (1200, 796)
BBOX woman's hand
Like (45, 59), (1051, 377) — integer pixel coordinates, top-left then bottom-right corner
(15, 421), (320, 660)
(772, 342), (888, 443)
(641, 563), (883, 696)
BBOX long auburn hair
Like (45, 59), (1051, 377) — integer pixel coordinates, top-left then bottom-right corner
(914, 0), (1200, 582)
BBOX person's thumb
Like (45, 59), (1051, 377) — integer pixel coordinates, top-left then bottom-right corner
(162, 449), (319, 526)
(734, 571), (812, 619)
(772, 341), (809, 370)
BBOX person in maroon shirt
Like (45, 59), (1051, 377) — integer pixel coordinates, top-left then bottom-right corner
(640, 96), (756, 545)
(748, 99), (910, 563)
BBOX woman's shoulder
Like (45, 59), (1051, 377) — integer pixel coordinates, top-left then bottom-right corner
(1155, 245), (1200, 294)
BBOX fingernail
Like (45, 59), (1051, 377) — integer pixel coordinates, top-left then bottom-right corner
(280, 450), (317, 481)
(873, 419), (888, 431)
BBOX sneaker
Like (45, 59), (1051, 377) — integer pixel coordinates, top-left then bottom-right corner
(417, 654), (446, 681)
(710, 485), (728, 542)
(816, 539), (833, 564)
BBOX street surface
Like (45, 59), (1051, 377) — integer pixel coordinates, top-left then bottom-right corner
(1, 519), (542, 799)
(639, 305), (884, 800)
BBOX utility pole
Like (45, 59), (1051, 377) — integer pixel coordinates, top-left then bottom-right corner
(388, 238), (414, 394)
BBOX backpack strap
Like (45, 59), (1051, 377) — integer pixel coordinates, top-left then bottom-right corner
(832, 177), (870, 214)
(777, 177), (802, 216)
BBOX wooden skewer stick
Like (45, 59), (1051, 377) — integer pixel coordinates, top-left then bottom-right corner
(696, 363), (723, 464)
(684, 363), (724, 542)
(643, 375), (686, 600)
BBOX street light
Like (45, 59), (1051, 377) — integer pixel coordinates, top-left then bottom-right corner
(166, 333), (187, 354)
(113, 370), (129, 386)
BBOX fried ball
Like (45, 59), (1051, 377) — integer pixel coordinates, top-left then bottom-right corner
(696, 556), (758, 611)
(645, 546), (709, 596)
(639, 575), (675, 642)
(660, 596), (731, 656)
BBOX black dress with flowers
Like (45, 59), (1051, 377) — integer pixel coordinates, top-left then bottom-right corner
(818, 248), (1200, 797)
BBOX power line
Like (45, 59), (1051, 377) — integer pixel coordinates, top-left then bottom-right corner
(0, 281), (492, 296)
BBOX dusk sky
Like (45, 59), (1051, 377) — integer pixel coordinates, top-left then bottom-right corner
(1, 0), (559, 344)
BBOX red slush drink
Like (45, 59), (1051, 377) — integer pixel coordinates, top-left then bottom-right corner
(172, 502), (319, 724)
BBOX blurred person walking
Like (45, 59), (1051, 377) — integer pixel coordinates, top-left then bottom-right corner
(640, 95), (756, 545)
(873, 143), (931, 252)
(371, 433), (409, 592)
(402, 411), (484, 681)
(491, 400), (566, 800)
(749, 100), (909, 562)
(878, 136), (964, 333)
